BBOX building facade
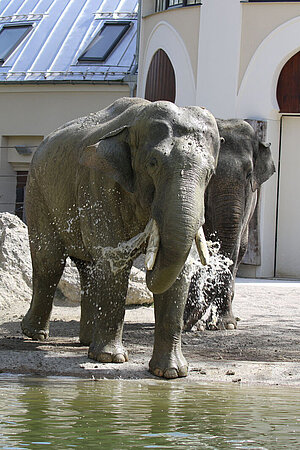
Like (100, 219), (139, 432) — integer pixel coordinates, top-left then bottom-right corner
(0, 0), (138, 220)
(137, 0), (300, 279)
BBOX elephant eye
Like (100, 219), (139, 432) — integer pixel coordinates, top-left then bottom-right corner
(148, 157), (158, 168)
(246, 171), (253, 180)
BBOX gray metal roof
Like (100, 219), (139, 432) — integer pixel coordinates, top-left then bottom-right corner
(0, 0), (138, 83)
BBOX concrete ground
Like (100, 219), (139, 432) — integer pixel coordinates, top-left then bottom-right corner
(0, 278), (299, 385)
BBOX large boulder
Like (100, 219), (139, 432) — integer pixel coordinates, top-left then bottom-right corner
(0, 213), (32, 309)
(0, 213), (153, 309)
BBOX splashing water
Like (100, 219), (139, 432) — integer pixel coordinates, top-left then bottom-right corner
(184, 240), (233, 330)
(74, 217), (232, 331)
(94, 221), (153, 274)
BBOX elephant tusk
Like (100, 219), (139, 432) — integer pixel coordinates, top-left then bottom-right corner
(195, 226), (210, 266)
(145, 219), (160, 271)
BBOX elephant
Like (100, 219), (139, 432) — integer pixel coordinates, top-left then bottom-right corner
(184, 119), (275, 331)
(21, 97), (220, 379)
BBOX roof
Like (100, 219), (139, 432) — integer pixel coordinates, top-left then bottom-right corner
(0, 0), (139, 83)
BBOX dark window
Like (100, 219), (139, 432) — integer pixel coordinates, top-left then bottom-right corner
(15, 171), (28, 222)
(0, 24), (32, 63)
(155, 0), (201, 12)
(145, 49), (176, 102)
(78, 21), (132, 62)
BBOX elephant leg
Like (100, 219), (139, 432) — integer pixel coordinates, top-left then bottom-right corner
(183, 271), (207, 331)
(22, 229), (66, 340)
(71, 258), (96, 346)
(150, 270), (189, 379)
(209, 272), (237, 330)
(86, 263), (131, 364)
(212, 229), (249, 330)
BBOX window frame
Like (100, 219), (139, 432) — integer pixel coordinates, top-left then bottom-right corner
(78, 21), (132, 63)
(0, 23), (33, 64)
(155, 0), (202, 12)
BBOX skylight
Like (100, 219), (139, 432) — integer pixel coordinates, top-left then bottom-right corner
(0, 24), (32, 63)
(78, 21), (132, 62)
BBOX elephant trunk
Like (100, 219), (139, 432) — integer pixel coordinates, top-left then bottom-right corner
(146, 174), (205, 294)
(208, 190), (245, 263)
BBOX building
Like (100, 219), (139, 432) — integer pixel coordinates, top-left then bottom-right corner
(137, 0), (300, 279)
(0, 0), (138, 220)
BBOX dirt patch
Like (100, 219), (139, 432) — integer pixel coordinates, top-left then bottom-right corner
(1, 279), (300, 385)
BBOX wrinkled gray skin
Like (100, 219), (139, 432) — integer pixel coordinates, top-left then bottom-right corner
(21, 97), (220, 379)
(184, 119), (275, 330)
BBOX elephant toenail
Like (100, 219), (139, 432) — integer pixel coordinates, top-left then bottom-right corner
(113, 354), (126, 363)
(164, 368), (178, 379)
(178, 366), (188, 377)
(153, 368), (164, 377)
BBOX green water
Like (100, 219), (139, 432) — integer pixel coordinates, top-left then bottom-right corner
(0, 376), (299, 449)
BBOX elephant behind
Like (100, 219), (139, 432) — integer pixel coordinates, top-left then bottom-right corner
(184, 119), (275, 330)
(21, 97), (220, 379)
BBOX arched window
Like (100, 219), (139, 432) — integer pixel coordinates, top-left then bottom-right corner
(277, 51), (300, 113)
(145, 49), (176, 102)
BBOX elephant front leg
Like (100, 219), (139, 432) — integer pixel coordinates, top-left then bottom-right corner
(22, 269), (63, 340)
(150, 271), (189, 379)
(84, 265), (130, 363)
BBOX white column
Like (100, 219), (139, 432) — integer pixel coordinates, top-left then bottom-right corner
(196, 0), (242, 118)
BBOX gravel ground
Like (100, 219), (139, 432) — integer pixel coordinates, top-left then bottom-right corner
(1, 278), (300, 385)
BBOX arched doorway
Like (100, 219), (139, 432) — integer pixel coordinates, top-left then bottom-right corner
(144, 49), (176, 102)
(277, 51), (300, 113)
(276, 51), (300, 278)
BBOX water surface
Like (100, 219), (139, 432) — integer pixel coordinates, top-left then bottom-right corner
(0, 376), (299, 449)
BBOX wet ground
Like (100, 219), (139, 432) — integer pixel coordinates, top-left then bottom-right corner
(0, 278), (300, 385)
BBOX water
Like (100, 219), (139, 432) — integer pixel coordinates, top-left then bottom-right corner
(1, 377), (299, 449)
(184, 240), (233, 329)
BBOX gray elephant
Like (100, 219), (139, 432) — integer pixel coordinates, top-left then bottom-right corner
(184, 119), (275, 330)
(21, 97), (220, 379)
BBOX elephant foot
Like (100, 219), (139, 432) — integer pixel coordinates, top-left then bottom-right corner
(218, 315), (237, 330)
(88, 342), (129, 363)
(149, 351), (188, 379)
(207, 313), (237, 331)
(183, 308), (204, 332)
(21, 314), (49, 340)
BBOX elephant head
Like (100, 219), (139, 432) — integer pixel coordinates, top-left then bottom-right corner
(184, 119), (276, 331)
(205, 119), (275, 265)
(80, 98), (220, 294)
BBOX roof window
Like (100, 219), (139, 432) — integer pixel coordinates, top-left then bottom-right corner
(78, 21), (132, 63)
(0, 24), (32, 64)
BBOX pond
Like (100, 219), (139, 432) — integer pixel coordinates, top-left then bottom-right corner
(0, 376), (299, 449)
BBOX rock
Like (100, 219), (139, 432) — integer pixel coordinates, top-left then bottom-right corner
(126, 265), (153, 305)
(0, 212), (153, 309)
(0, 213), (32, 308)
(54, 258), (81, 305)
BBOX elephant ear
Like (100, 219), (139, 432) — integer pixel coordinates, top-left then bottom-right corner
(251, 141), (276, 192)
(80, 126), (134, 193)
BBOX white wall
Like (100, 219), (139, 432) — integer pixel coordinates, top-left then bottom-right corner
(196, 0), (242, 118)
